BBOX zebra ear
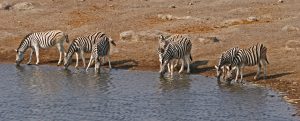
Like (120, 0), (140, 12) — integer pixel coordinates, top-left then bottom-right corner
(159, 35), (165, 41)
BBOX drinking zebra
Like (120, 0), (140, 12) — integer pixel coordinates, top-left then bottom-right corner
(15, 30), (69, 66)
(159, 35), (192, 77)
(225, 43), (269, 83)
(64, 32), (106, 69)
(86, 34), (116, 72)
(214, 47), (240, 82)
(158, 34), (191, 74)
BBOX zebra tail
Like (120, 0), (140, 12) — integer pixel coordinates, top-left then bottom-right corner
(189, 55), (193, 62)
(65, 34), (69, 43)
(110, 40), (116, 46)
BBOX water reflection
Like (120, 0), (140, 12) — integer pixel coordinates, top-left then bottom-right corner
(0, 64), (297, 121)
(159, 74), (191, 92)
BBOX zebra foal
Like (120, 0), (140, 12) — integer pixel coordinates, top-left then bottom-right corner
(64, 32), (106, 69)
(159, 35), (192, 77)
(86, 34), (116, 72)
(15, 30), (69, 66)
(225, 43), (269, 83)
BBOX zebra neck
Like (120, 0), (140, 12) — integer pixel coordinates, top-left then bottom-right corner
(18, 43), (30, 53)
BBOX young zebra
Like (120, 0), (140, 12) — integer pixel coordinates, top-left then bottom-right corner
(86, 34), (116, 72)
(158, 34), (191, 73)
(159, 36), (192, 77)
(214, 47), (240, 82)
(226, 43), (269, 83)
(64, 32), (105, 69)
(15, 30), (69, 66)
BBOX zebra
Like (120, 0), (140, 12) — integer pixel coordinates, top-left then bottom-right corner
(15, 30), (69, 66)
(214, 47), (240, 82)
(225, 43), (269, 83)
(159, 36), (192, 77)
(158, 34), (190, 73)
(86, 34), (116, 72)
(63, 32), (106, 69)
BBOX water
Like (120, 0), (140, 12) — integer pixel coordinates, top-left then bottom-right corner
(0, 64), (298, 121)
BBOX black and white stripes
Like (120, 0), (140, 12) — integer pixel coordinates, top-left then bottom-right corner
(86, 34), (116, 72)
(64, 32), (105, 69)
(223, 43), (269, 83)
(158, 34), (192, 76)
(214, 47), (240, 82)
(15, 30), (69, 65)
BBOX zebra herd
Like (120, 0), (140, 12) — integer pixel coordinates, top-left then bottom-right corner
(15, 30), (269, 84)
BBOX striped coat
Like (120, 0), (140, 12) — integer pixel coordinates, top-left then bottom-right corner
(64, 32), (105, 69)
(15, 30), (69, 66)
(86, 34), (116, 72)
(159, 36), (192, 76)
(227, 43), (269, 83)
(215, 47), (240, 82)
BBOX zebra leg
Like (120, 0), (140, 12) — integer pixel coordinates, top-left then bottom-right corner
(27, 48), (34, 65)
(102, 57), (105, 65)
(186, 56), (190, 73)
(240, 67), (244, 83)
(174, 59), (179, 68)
(75, 52), (79, 69)
(178, 59), (185, 74)
(254, 63), (261, 80)
(34, 46), (40, 65)
(107, 56), (112, 69)
(95, 57), (99, 72)
(80, 51), (86, 68)
(167, 62), (171, 73)
(234, 67), (240, 83)
(86, 55), (94, 71)
(56, 44), (64, 66)
(262, 60), (267, 80)
(170, 60), (175, 75)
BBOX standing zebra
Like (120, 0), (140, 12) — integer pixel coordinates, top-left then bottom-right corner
(86, 34), (116, 72)
(158, 34), (191, 74)
(64, 32), (106, 69)
(226, 43), (269, 83)
(15, 30), (69, 66)
(159, 35), (192, 77)
(214, 47), (240, 82)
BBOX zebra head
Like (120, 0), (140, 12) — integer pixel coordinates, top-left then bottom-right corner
(214, 65), (223, 82)
(63, 52), (73, 69)
(215, 54), (225, 81)
(158, 35), (170, 49)
(15, 49), (24, 66)
(223, 66), (235, 83)
(15, 33), (32, 66)
(159, 48), (170, 77)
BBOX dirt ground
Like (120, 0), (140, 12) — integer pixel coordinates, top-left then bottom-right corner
(0, 0), (300, 116)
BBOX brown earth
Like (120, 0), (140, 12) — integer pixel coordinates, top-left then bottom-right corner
(0, 0), (300, 116)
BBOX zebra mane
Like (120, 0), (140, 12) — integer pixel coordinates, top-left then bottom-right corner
(17, 33), (33, 51)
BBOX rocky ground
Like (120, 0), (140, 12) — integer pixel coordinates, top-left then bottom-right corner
(0, 0), (300, 116)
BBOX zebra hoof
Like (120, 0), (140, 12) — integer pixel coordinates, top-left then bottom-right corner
(26, 63), (32, 65)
